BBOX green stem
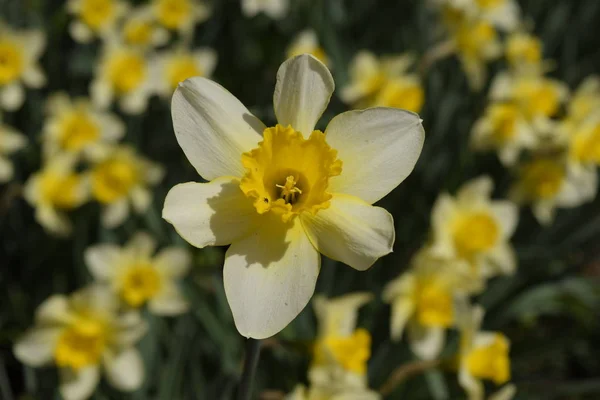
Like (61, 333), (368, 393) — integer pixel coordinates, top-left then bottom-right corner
(237, 338), (262, 400)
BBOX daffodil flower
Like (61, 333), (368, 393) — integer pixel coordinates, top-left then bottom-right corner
(163, 54), (425, 339)
(471, 101), (537, 165)
(14, 285), (147, 400)
(0, 22), (46, 110)
(438, 0), (520, 32)
(505, 32), (543, 72)
(383, 247), (472, 360)
(91, 40), (155, 115)
(67, 0), (128, 43)
(90, 145), (164, 228)
(0, 122), (27, 183)
(241, 0), (289, 19)
(85, 232), (191, 314)
(457, 303), (514, 400)
(42, 92), (124, 160)
(153, 46), (217, 98)
(565, 76), (600, 126)
(509, 155), (597, 225)
(430, 176), (518, 287)
(285, 383), (380, 400)
(151, 0), (210, 35)
(24, 155), (88, 236)
(287, 30), (329, 67)
(341, 51), (424, 113)
(120, 5), (169, 49)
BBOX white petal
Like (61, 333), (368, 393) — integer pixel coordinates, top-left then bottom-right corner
(171, 77), (265, 180)
(154, 247), (191, 277)
(148, 282), (189, 315)
(193, 48), (217, 77)
(59, 366), (100, 400)
(22, 65), (46, 88)
(113, 312), (148, 346)
(458, 367), (484, 400)
(490, 201), (518, 238)
(325, 108), (424, 204)
(489, 384), (517, 400)
(103, 348), (144, 391)
(301, 194), (394, 271)
(389, 297), (415, 341)
(126, 232), (156, 257)
(37, 205), (72, 236)
(69, 21), (94, 43)
(0, 83), (25, 111)
(313, 292), (373, 337)
(84, 244), (121, 281)
(408, 323), (446, 361)
(35, 295), (72, 324)
(101, 199), (129, 228)
(90, 80), (113, 109)
(484, 243), (517, 276)
(273, 54), (334, 137)
(119, 91), (147, 115)
(130, 186), (151, 213)
(0, 157), (13, 182)
(13, 328), (61, 367)
(224, 215), (320, 339)
(162, 177), (259, 248)
(457, 176), (494, 205)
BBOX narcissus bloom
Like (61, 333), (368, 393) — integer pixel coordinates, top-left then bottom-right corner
(457, 304), (514, 400)
(120, 6), (169, 49)
(242, 0), (289, 19)
(0, 22), (46, 110)
(85, 232), (190, 314)
(430, 176), (518, 288)
(163, 54), (424, 339)
(90, 145), (164, 228)
(0, 122), (27, 183)
(505, 32), (543, 72)
(67, 0), (128, 43)
(42, 93), (124, 160)
(438, 0), (520, 32)
(152, 0), (210, 34)
(154, 47), (217, 98)
(383, 247), (471, 360)
(287, 30), (329, 67)
(14, 285), (147, 400)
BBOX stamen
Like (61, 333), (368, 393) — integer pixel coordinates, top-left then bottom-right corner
(276, 175), (302, 204)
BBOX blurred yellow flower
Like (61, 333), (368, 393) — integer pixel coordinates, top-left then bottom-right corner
(510, 155), (597, 225)
(0, 22), (46, 110)
(121, 6), (169, 49)
(163, 54), (424, 339)
(0, 122), (27, 183)
(505, 32), (543, 71)
(287, 30), (329, 66)
(85, 232), (190, 314)
(437, 0), (520, 31)
(42, 92), (124, 160)
(90, 145), (164, 228)
(24, 156), (88, 236)
(471, 101), (537, 165)
(430, 177), (518, 286)
(91, 41), (154, 114)
(341, 51), (424, 112)
(458, 304), (514, 400)
(154, 47), (217, 97)
(67, 0), (127, 43)
(14, 285), (147, 400)
(383, 248), (471, 360)
(242, 0), (289, 19)
(565, 76), (600, 126)
(152, 0), (210, 34)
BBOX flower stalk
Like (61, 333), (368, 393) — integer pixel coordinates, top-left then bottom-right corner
(237, 338), (263, 400)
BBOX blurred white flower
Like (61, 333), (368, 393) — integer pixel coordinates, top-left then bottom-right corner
(505, 32), (543, 72)
(121, 5), (169, 49)
(14, 285), (147, 400)
(24, 155), (88, 236)
(0, 122), (27, 183)
(287, 30), (329, 66)
(151, 0), (210, 35)
(67, 0), (128, 43)
(242, 0), (289, 19)
(42, 92), (124, 161)
(90, 145), (164, 228)
(0, 22), (46, 110)
(163, 54), (424, 339)
(85, 232), (191, 314)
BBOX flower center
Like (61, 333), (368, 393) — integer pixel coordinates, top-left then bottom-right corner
(81, 0), (116, 30)
(415, 279), (454, 327)
(54, 314), (108, 370)
(155, 0), (191, 29)
(119, 262), (162, 307)
(0, 40), (24, 85)
(375, 78), (424, 113)
(313, 328), (371, 375)
(456, 21), (497, 56)
(452, 212), (499, 259)
(489, 103), (518, 143)
(124, 20), (154, 46)
(106, 51), (146, 94)
(40, 172), (83, 209)
(240, 125), (342, 222)
(58, 110), (100, 152)
(572, 123), (600, 164)
(92, 157), (140, 203)
(476, 0), (505, 9)
(521, 158), (565, 199)
(466, 333), (511, 384)
(166, 55), (202, 90)
(514, 79), (560, 118)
